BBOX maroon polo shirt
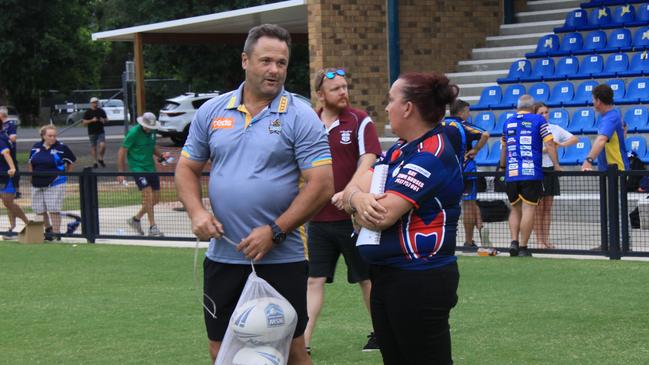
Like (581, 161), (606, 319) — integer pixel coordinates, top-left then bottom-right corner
(312, 107), (382, 222)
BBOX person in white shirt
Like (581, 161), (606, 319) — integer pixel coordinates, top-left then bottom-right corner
(533, 103), (578, 248)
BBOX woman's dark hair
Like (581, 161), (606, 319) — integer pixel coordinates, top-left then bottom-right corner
(533, 102), (547, 113)
(399, 72), (459, 125)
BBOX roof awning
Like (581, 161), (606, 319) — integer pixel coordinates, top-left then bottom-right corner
(92, 0), (307, 44)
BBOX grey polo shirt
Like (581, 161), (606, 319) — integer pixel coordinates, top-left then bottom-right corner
(182, 83), (331, 264)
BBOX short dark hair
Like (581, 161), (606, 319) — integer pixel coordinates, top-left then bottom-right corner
(592, 84), (614, 105)
(399, 72), (459, 125)
(243, 24), (291, 55)
(450, 99), (470, 116)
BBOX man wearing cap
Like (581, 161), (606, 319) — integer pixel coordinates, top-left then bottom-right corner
(82, 97), (107, 168)
(117, 112), (168, 237)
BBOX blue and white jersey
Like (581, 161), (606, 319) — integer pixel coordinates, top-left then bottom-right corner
(358, 126), (462, 270)
(182, 83), (332, 265)
(501, 112), (553, 182)
(28, 141), (76, 187)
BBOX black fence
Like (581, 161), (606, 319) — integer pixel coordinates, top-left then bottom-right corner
(1, 168), (648, 259)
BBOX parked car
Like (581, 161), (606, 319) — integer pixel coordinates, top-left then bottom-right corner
(100, 99), (129, 123)
(158, 92), (220, 146)
(6, 106), (21, 125)
(157, 91), (312, 146)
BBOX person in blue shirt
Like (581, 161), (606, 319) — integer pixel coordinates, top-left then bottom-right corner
(28, 125), (76, 241)
(444, 99), (490, 248)
(499, 95), (560, 257)
(0, 106), (28, 239)
(343, 72), (462, 365)
(581, 84), (629, 172)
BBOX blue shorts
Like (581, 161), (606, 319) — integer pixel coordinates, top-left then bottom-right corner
(1, 179), (16, 194)
(462, 179), (477, 201)
(134, 174), (160, 191)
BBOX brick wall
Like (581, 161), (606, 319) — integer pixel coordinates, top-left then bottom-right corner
(307, 0), (505, 132)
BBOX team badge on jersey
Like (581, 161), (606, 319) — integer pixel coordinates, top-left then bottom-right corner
(340, 130), (352, 144)
(269, 119), (282, 134)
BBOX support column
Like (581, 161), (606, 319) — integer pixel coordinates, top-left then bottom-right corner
(134, 33), (146, 116)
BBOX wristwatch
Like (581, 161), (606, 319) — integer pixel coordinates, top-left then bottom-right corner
(269, 222), (286, 245)
(586, 157), (594, 164)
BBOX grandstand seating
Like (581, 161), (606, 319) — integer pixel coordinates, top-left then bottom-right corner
(625, 135), (649, 162)
(618, 77), (649, 103)
(547, 56), (580, 80)
(581, 30), (608, 54)
(472, 86), (502, 111)
(497, 59), (532, 83)
(601, 53), (630, 77)
(474, 140), (490, 166)
(529, 82), (551, 103)
(494, 84), (526, 109)
(560, 137), (593, 165)
(547, 81), (575, 107)
(527, 34), (560, 58)
(624, 105), (649, 132)
(474, 111), (496, 132)
(632, 26), (649, 49)
(491, 111), (515, 136)
(549, 109), (570, 130)
(558, 32), (584, 56)
(568, 80), (599, 106)
(603, 28), (633, 52)
(556, 4), (649, 32)
(575, 54), (604, 79)
(529, 58), (555, 82)
(619, 51), (649, 76)
(570, 108), (598, 133)
(483, 141), (503, 166)
(606, 79), (627, 102)
(554, 9), (589, 33)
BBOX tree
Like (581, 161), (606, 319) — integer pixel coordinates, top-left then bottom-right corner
(0, 0), (110, 124)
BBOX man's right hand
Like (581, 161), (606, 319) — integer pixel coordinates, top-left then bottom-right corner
(191, 209), (224, 241)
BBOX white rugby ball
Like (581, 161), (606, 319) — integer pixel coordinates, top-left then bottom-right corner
(230, 296), (297, 345)
(232, 346), (284, 365)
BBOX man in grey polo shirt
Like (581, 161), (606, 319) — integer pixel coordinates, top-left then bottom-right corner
(175, 24), (334, 364)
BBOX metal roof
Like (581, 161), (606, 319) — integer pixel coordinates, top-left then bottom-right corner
(92, 0), (307, 42)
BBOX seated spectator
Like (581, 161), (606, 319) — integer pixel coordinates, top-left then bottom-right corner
(28, 125), (76, 241)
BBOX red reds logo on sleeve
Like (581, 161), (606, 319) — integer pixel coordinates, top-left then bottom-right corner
(211, 117), (234, 129)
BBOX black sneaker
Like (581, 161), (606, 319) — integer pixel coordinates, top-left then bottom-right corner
(362, 332), (379, 352)
(98, 160), (106, 167)
(463, 241), (478, 249)
(3, 229), (16, 240)
(44, 227), (54, 242)
(518, 246), (533, 257)
(509, 240), (520, 257)
(93, 163), (99, 168)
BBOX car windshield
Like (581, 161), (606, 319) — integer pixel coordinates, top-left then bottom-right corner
(102, 100), (124, 107)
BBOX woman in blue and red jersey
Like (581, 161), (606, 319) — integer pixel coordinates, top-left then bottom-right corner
(343, 72), (463, 365)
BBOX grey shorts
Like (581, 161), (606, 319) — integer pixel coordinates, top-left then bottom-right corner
(31, 184), (65, 213)
(88, 133), (105, 146)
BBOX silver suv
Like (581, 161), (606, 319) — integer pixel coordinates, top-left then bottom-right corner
(158, 92), (219, 146)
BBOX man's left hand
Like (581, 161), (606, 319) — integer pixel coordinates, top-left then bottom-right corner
(237, 225), (274, 261)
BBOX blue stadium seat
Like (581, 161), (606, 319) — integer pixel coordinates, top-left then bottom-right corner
(602, 28), (633, 53)
(497, 60), (532, 84)
(625, 136), (649, 163)
(526, 34), (560, 58)
(624, 106), (649, 132)
(601, 53), (629, 77)
(547, 56), (579, 80)
(494, 84), (526, 109)
(618, 77), (649, 104)
(473, 111), (496, 132)
(570, 108), (597, 133)
(605, 79), (626, 102)
(633, 26), (649, 50)
(491, 111), (516, 136)
(472, 86), (502, 111)
(554, 32), (584, 56)
(619, 51), (649, 77)
(575, 54), (604, 79)
(633, 3), (649, 27)
(528, 82), (551, 103)
(579, 30), (607, 55)
(548, 109), (570, 130)
(587, 7), (612, 29)
(560, 137), (592, 165)
(484, 141), (503, 166)
(525, 58), (555, 82)
(611, 4), (636, 26)
(474, 142), (490, 166)
(554, 9), (589, 33)
(547, 81), (575, 107)
(567, 80), (598, 106)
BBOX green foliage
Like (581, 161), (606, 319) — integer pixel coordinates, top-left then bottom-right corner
(0, 0), (110, 123)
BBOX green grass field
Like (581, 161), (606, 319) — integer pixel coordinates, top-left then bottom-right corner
(1, 242), (648, 364)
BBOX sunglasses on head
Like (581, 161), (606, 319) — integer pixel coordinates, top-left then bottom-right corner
(316, 69), (346, 90)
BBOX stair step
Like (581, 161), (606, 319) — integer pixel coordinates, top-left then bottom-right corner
(457, 82), (499, 97)
(472, 45), (535, 60)
(516, 7), (578, 23)
(485, 32), (548, 47)
(499, 20), (563, 36)
(447, 69), (508, 84)
(457, 58), (521, 72)
(526, 0), (582, 12)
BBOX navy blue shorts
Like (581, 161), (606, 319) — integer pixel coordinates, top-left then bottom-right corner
(134, 174), (160, 191)
(462, 179), (478, 201)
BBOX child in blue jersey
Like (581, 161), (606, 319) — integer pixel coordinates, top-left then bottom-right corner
(343, 72), (462, 365)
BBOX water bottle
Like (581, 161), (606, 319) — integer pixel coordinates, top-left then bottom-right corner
(116, 228), (125, 236)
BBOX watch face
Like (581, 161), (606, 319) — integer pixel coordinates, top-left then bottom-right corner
(273, 233), (286, 244)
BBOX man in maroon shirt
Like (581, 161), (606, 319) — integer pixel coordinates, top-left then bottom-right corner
(304, 68), (382, 353)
